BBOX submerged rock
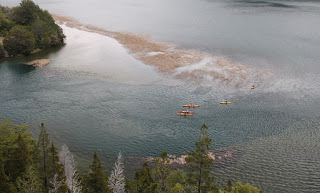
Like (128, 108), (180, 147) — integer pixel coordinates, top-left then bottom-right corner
(26, 59), (51, 68)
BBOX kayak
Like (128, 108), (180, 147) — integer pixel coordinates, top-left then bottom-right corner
(177, 113), (193, 116)
(179, 110), (195, 113)
(251, 84), (258, 89)
(220, 101), (232, 104)
(183, 104), (200, 107)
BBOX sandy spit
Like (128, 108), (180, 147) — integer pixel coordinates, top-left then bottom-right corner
(26, 59), (51, 67)
(51, 14), (270, 86)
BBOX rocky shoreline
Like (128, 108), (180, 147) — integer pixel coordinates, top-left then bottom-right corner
(144, 151), (233, 165)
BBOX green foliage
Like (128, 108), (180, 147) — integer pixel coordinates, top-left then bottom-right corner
(0, 148), (17, 193)
(170, 183), (186, 193)
(0, 5), (12, 14)
(8, 134), (31, 182)
(36, 123), (51, 192)
(3, 25), (35, 56)
(48, 143), (62, 179)
(30, 10), (65, 48)
(16, 164), (43, 193)
(0, 12), (14, 36)
(83, 152), (108, 193)
(152, 152), (172, 192)
(227, 179), (233, 192)
(127, 162), (156, 193)
(219, 182), (261, 193)
(11, 0), (40, 26)
(185, 124), (217, 193)
(0, 0), (65, 56)
(0, 119), (34, 192)
(31, 19), (50, 48)
(0, 45), (4, 58)
(0, 119), (34, 165)
(167, 169), (187, 189)
(48, 143), (69, 193)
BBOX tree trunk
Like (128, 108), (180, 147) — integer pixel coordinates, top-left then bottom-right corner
(198, 160), (202, 193)
(43, 134), (48, 191)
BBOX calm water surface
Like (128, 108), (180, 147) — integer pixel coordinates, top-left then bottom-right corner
(1, 0), (320, 192)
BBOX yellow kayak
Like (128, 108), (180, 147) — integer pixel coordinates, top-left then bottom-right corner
(179, 110), (195, 113)
(177, 113), (193, 116)
(220, 101), (232, 104)
(183, 104), (200, 107)
(251, 84), (258, 89)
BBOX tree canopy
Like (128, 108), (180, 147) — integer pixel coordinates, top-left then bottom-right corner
(3, 25), (36, 56)
(0, 0), (65, 58)
(83, 152), (109, 193)
(185, 124), (217, 193)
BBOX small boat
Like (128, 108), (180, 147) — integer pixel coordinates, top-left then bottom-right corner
(220, 101), (232, 104)
(183, 104), (200, 107)
(251, 84), (258, 89)
(177, 113), (193, 116)
(179, 110), (195, 113)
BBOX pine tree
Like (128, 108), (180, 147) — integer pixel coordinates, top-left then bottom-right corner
(108, 152), (125, 193)
(170, 183), (186, 193)
(37, 123), (51, 192)
(0, 148), (17, 193)
(131, 162), (156, 193)
(16, 164), (43, 193)
(48, 143), (69, 193)
(185, 124), (217, 193)
(226, 179), (232, 192)
(0, 119), (34, 168)
(153, 152), (172, 192)
(8, 134), (31, 182)
(83, 152), (108, 193)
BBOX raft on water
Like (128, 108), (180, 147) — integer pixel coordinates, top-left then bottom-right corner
(177, 113), (193, 116)
(251, 84), (258, 89)
(183, 104), (199, 107)
(179, 110), (195, 113)
(220, 101), (232, 104)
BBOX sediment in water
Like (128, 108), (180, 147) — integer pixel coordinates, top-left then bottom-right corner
(26, 59), (51, 67)
(52, 14), (270, 87)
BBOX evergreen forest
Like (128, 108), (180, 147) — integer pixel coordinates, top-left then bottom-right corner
(0, 118), (261, 193)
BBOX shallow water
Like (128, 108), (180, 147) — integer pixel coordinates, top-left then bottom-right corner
(1, 0), (320, 192)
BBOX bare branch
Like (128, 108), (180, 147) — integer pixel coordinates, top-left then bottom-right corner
(108, 152), (125, 193)
(59, 144), (82, 193)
